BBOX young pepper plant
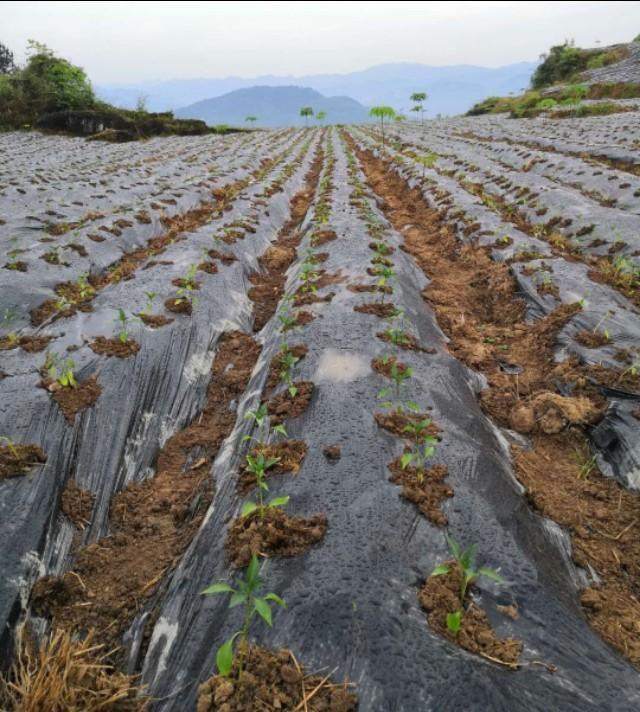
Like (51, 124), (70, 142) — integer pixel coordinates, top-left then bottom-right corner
(202, 554), (285, 678)
(432, 537), (503, 634)
(378, 360), (417, 414)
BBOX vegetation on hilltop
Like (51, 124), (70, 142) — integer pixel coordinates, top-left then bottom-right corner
(0, 40), (241, 139)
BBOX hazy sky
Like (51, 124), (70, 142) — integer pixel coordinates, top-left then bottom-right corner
(4, 1), (640, 84)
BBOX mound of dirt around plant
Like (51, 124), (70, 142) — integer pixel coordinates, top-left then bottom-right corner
(354, 302), (399, 318)
(196, 644), (357, 711)
(237, 440), (307, 494)
(61, 480), (95, 529)
(265, 344), (308, 394)
(137, 313), (174, 328)
(42, 377), (101, 424)
(89, 336), (140, 358)
(226, 508), (327, 568)
(0, 443), (46, 480)
(0, 335), (53, 352)
(575, 330), (610, 348)
(388, 459), (452, 527)
(267, 381), (314, 424)
(374, 411), (440, 442)
(165, 297), (192, 315)
(419, 562), (522, 666)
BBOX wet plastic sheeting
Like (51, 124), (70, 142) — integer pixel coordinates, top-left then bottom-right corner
(0, 130), (317, 656)
(139, 136), (640, 710)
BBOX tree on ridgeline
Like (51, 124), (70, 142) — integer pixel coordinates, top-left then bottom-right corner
(369, 106), (395, 149)
(299, 106), (314, 126)
(245, 115), (258, 126)
(316, 110), (327, 124)
(410, 91), (427, 124)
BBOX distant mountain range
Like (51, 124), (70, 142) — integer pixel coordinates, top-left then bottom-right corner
(174, 86), (369, 127)
(97, 60), (537, 121)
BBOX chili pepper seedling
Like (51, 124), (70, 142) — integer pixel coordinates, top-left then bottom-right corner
(45, 352), (77, 388)
(201, 554), (285, 678)
(241, 453), (289, 520)
(400, 430), (439, 484)
(432, 537), (503, 635)
(115, 308), (131, 343)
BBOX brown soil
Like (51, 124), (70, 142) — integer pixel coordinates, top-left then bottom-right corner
(354, 302), (399, 318)
(42, 376), (101, 424)
(388, 459), (452, 527)
(267, 381), (314, 424)
(172, 277), (201, 290)
(323, 445), (341, 461)
(348, 283), (391, 295)
(208, 249), (237, 265)
(310, 229), (337, 246)
(237, 440), (307, 494)
(419, 562), (522, 667)
(0, 443), (47, 480)
(248, 144), (325, 332)
(306, 251), (329, 264)
(0, 335), (53, 352)
(293, 290), (335, 307)
(198, 261), (218, 274)
(61, 480), (95, 529)
(374, 411), (440, 442)
(31, 331), (261, 656)
(165, 297), (192, 315)
(89, 336), (140, 358)
(196, 644), (357, 712)
(265, 344), (308, 394)
(507, 391), (602, 435)
(226, 508), (327, 568)
(368, 241), (394, 255)
(575, 330), (610, 348)
(137, 313), (174, 328)
(376, 330), (435, 353)
(350, 133), (640, 667)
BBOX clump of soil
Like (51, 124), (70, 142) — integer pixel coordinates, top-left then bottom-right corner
(165, 297), (192, 315)
(208, 249), (237, 265)
(354, 302), (399, 318)
(419, 562), (522, 666)
(0, 335), (53, 353)
(376, 330), (435, 353)
(265, 344), (308, 394)
(508, 392), (602, 435)
(371, 355), (410, 378)
(310, 229), (337, 246)
(42, 377), (101, 424)
(137, 313), (174, 328)
(368, 241), (394, 255)
(196, 644), (358, 712)
(237, 440), (307, 494)
(293, 290), (334, 307)
(172, 277), (201, 290)
(0, 443), (46, 480)
(198, 261), (218, 274)
(61, 480), (95, 529)
(374, 411), (440, 442)
(267, 381), (314, 424)
(306, 251), (329, 264)
(4, 261), (28, 272)
(89, 336), (140, 358)
(348, 283), (391, 295)
(388, 459), (452, 527)
(226, 508), (327, 568)
(575, 330), (610, 348)
(323, 445), (341, 461)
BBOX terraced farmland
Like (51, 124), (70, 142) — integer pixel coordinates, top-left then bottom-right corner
(1, 112), (639, 710)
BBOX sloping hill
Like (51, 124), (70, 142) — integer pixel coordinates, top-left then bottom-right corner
(174, 85), (370, 126)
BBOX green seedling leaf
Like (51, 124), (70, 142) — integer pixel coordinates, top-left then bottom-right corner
(241, 501), (259, 518)
(254, 597), (273, 626)
(400, 453), (414, 469)
(268, 496), (290, 508)
(446, 611), (462, 634)
(216, 635), (237, 677)
(431, 563), (450, 576)
(201, 582), (234, 595)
